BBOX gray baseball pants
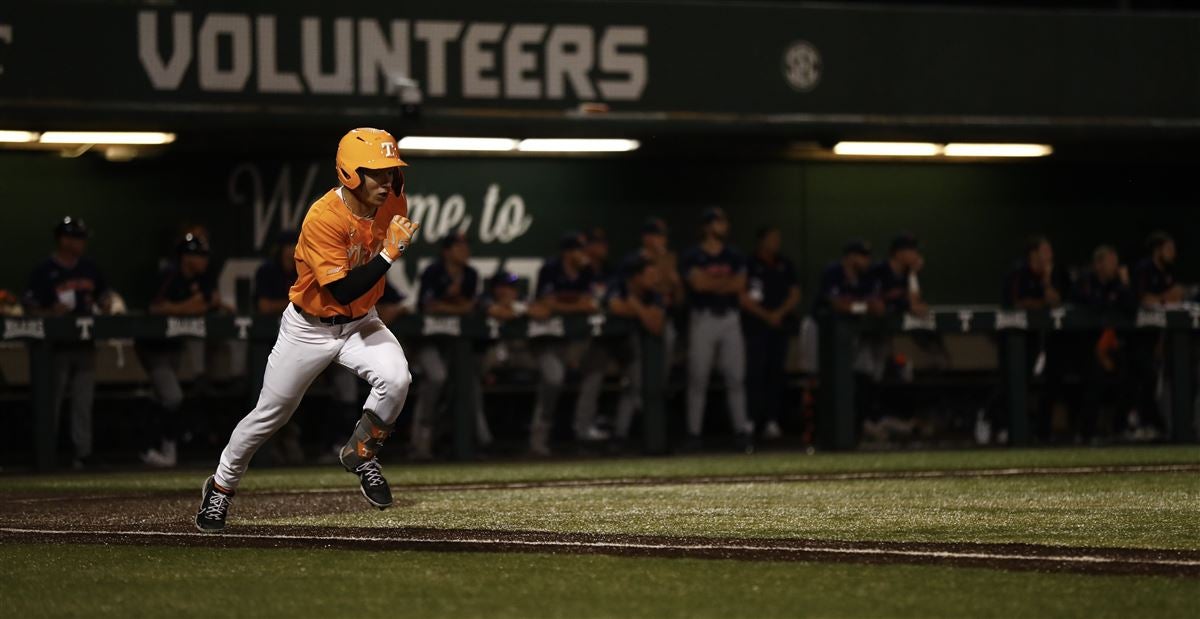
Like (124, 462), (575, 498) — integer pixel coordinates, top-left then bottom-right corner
(686, 309), (751, 436)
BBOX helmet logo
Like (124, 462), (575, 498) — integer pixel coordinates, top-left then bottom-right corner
(380, 142), (397, 158)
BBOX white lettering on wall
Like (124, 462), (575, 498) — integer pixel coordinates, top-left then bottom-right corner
(545, 26), (595, 99)
(256, 15), (302, 93)
(197, 13), (252, 92)
(479, 184), (532, 243)
(358, 19), (410, 94)
(504, 24), (546, 99)
(461, 22), (504, 98)
(137, 11), (648, 101)
(301, 17), (354, 93)
(138, 11), (192, 89)
(414, 20), (464, 97)
(228, 162), (318, 250)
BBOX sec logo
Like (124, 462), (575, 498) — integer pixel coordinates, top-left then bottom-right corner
(782, 40), (821, 92)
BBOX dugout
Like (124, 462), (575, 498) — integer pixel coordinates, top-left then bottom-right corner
(2, 0), (1199, 466)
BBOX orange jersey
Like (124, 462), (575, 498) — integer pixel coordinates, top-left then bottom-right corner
(289, 187), (407, 318)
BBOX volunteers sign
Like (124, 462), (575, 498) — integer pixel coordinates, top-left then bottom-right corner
(3, 0), (1200, 127)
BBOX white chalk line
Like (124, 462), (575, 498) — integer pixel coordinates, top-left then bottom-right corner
(2, 526), (1197, 568)
(276, 463), (1200, 494)
(6, 463), (1198, 504)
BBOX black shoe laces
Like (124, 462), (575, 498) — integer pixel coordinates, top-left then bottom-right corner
(200, 489), (232, 521)
(355, 459), (387, 488)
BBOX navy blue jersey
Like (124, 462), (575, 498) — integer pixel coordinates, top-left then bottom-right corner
(153, 264), (215, 306)
(865, 260), (911, 313)
(1131, 258), (1176, 300)
(1072, 271), (1135, 312)
(253, 260), (296, 304)
(680, 244), (744, 313)
(1002, 261), (1070, 307)
(418, 261), (478, 310)
(24, 256), (108, 315)
(535, 257), (593, 302)
(813, 261), (870, 313)
(746, 255), (798, 310)
(606, 276), (665, 309)
(381, 282), (404, 304)
(621, 249), (682, 306)
(744, 254), (798, 329)
(587, 261), (613, 300)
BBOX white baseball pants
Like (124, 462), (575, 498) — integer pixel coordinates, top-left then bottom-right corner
(214, 304), (411, 491)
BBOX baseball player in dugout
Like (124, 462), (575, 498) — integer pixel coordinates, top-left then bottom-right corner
(680, 207), (754, 453)
(139, 232), (232, 468)
(195, 128), (420, 532)
(410, 232), (492, 459)
(740, 226), (801, 441)
(526, 232), (598, 456)
(23, 217), (113, 469)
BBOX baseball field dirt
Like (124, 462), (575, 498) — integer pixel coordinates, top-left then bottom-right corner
(2, 446), (1197, 617)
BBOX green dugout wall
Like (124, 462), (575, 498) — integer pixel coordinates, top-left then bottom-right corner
(0, 151), (1195, 308)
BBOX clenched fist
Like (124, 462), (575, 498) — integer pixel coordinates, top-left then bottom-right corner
(382, 215), (419, 262)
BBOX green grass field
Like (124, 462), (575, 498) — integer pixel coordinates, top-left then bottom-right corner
(2, 446), (1198, 618)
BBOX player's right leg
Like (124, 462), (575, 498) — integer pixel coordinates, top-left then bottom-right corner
(573, 341), (610, 442)
(614, 336), (643, 442)
(685, 310), (719, 444)
(530, 342), (567, 456)
(335, 311), (412, 510)
(714, 314), (754, 453)
(198, 306), (341, 531)
(409, 343), (447, 459)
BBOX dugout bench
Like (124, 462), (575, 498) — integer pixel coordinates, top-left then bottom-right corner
(817, 306), (1200, 449)
(5, 312), (665, 470)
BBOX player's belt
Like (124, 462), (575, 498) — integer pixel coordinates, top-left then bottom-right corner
(291, 303), (365, 326)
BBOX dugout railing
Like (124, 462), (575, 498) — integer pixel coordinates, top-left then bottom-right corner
(817, 306), (1199, 449)
(5, 313), (666, 470)
(5, 306), (1198, 470)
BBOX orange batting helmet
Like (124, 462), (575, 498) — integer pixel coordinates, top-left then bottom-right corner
(335, 128), (407, 191)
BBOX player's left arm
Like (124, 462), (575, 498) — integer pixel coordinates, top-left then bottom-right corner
(322, 215), (419, 306)
(777, 264), (802, 317)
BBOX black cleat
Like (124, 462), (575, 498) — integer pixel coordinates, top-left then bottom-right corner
(735, 432), (756, 455)
(342, 455), (393, 510)
(195, 476), (234, 532)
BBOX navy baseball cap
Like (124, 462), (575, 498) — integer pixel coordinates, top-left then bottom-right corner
(490, 269), (520, 288)
(642, 217), (668, 236)
(584, 227), (608, 245)
(701, 207), (727, 224)
(55, 216), (89, 239)
(560, 231), (585, 251)
(440, 231), (468, 250)
(842, 239), (872, 256)
(890, 232), (919, 254)
(177, 232), (210, 256)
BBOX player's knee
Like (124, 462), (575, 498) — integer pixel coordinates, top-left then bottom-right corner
(393, 369), (414, 395)
(542, 364), (565, 386)
(422, 365), (447, 386)
(161, 390), (183, 412)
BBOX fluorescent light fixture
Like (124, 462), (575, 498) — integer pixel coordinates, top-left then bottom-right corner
(0, 130), (39, 143)
(398, 136), (518, 151)
(833, 142), (941, 157)
(517, 138), (640, 153)
(943, 143), (1053, 158)
(39, 131), (176, 145)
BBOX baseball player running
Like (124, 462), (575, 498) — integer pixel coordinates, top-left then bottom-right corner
(195, 128), (419, 532)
